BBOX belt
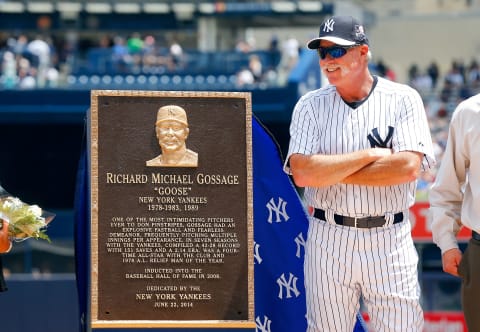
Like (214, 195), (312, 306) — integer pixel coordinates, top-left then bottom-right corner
(313, 208), (403, 229)
(473, 230), (480, 241)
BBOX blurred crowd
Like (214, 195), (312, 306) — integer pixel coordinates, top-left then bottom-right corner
(0, 32), (194, 89)
(93, 33), (188, 74)
(0, 32), (295, 90)
(0, 33), (62, 89)
(234, 33), (299, 87)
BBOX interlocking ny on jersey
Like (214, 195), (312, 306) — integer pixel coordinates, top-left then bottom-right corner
(367, 126), (394, 148)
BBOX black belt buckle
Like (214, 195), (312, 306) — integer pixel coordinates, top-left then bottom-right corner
(473, 230), (480, 241)
(341, 215), (388, 228)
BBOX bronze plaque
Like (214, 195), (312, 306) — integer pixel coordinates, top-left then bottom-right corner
(89, 90), (254, 329)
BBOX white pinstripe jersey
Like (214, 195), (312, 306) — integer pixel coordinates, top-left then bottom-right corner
(284, 76), (435, 217)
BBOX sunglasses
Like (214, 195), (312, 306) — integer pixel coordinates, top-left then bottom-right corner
(317, 45), (359, 59)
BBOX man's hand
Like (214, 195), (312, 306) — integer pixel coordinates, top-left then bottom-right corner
(442, 248), (463, 277)
(0, 220), (12, 253)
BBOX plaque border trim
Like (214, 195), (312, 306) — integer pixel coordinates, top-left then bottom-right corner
(89, 90), (254, 329)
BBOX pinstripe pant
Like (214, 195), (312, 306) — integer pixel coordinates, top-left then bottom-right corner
(305, 217), (424, 332)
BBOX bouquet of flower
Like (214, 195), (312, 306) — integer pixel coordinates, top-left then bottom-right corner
(0, 193), (54, 243)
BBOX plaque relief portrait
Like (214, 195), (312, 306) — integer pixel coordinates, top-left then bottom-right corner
(146, 105), (198, 167)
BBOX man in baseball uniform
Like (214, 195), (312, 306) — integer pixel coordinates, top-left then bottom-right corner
(284, 16), (435, 331)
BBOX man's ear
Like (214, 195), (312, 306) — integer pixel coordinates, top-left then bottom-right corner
(360, 44), (369, 56)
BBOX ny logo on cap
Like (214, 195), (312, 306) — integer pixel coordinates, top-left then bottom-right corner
(167, 108), (176, 117)
(323, 18), (335, 32)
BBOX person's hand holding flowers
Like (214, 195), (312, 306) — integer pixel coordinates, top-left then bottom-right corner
(0, 218), (12, 253)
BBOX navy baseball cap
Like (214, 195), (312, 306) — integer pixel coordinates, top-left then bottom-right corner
(307, 15), (369, 49)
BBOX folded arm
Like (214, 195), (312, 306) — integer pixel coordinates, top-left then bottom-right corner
(341, 150), (423, 186)
(289, 149), (422, 188)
